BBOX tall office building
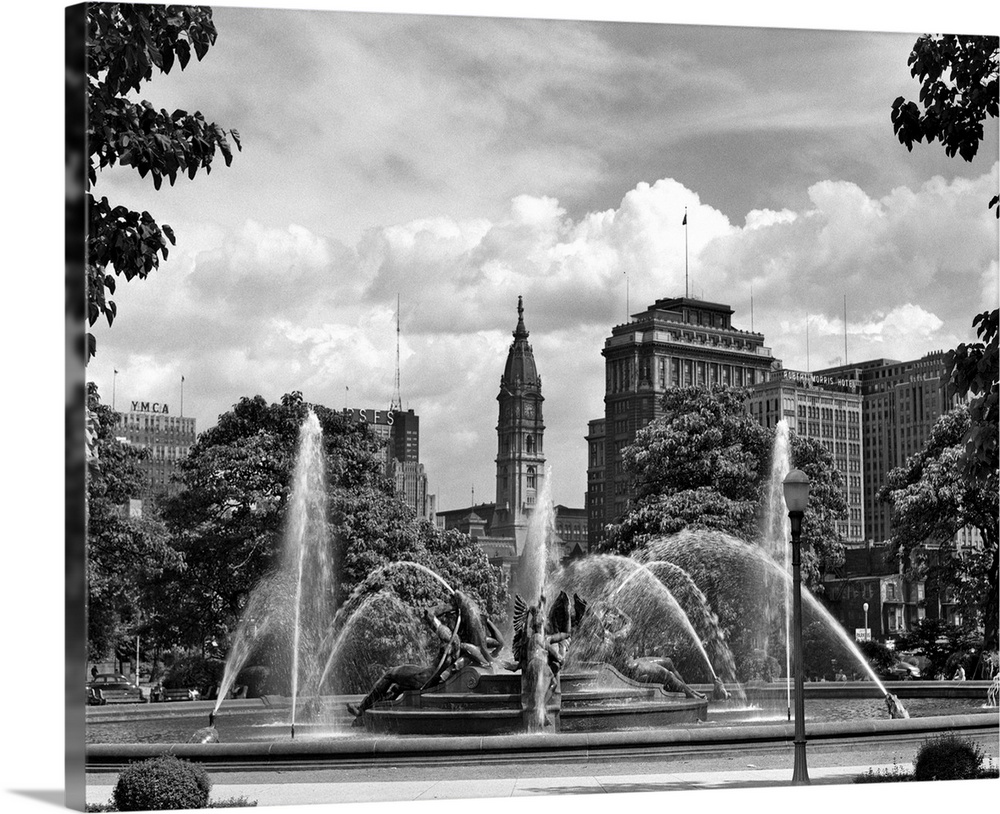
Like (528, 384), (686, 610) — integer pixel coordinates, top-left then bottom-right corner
(115, 398), (197, 503)
(586, 296), (776, 548)
(388, 409), (430, 520)
(342, 406), (430, 519)
(815, 351), (961, 543)
(748, 369), (865, 544)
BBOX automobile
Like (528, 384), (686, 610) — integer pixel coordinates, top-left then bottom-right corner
(154, 686), (201, 702)
(887, 661), (921, 680)
(86, 673), (147, 703)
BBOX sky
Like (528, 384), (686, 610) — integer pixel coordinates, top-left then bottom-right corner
(82, 2), (999, 513)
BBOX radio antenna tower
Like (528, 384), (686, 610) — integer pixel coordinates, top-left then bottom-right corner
(390, 294), (403, 413)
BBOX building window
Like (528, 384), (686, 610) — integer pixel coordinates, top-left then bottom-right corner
(527, 466), (536, 489)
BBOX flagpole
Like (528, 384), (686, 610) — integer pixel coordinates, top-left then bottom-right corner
(180, 376), (184, 417)
(844, 294), (848, 365)
(112, 369), (117, 410)
(806, 315), (810, 373)
(684, 207), (689, 298)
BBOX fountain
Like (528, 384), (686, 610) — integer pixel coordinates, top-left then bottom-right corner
(202, 412), (912, 743)
(209, 411), (335, 737)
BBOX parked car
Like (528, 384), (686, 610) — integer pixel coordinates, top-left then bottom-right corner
(154, 686), (201, 702)
(86, 673), (146, 703)
(887, 661), (921, 680)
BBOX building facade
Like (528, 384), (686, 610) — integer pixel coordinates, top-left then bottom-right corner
(814, 351), (958, 543)
(587, 296), (776, 548)
(748, 369), (865, 545)
(823, 544), (961, 644)
(115, 399), (196, 503)
(343, 407), (431, 519)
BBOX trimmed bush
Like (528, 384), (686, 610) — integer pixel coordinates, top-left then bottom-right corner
(913, 735), (984, 781)
(113, 755), (211, 811)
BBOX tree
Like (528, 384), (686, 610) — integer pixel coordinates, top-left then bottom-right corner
(605, 386), (847, 584)
(85, 4), (241, 359)
(788, 434), (848, 588)
(160, 392), (387, 645)
(945, 309), (998, 484)
(891, 34), (998, 213)
(880, 407), (999, 650)
(161, 393), (506, 653)
(604, 386), (772, 554)
(86, 384), (183, 662)
(894, 618), (981, 679)
(892, 34), (999, 488)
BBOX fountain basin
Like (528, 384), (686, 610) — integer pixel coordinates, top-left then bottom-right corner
(356, 665), (708, 736)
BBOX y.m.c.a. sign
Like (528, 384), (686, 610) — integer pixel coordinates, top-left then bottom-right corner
(131, 401), (170, 414)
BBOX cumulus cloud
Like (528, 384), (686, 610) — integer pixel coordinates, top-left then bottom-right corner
(91, 161), (998, 510)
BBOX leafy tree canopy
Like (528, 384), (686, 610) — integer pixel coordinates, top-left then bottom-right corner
(604, 386), (772, 553)
(894, 618), (982, 679)
(880, 407), (999, 650)
(892, 34), (999, 492)
(605, 386), (847, 586)
(160, 392), (387, 643)
(945, 309), (999, 484)
(789, 433), (848, 587)
(86, 4), (241, 359)
(891, 34), (998, 205)
(161, 393), (506, 650)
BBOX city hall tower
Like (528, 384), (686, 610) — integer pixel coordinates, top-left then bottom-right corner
(492, 296), (545, 554)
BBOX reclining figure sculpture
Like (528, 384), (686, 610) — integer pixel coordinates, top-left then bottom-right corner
(346, 590), (503, 726)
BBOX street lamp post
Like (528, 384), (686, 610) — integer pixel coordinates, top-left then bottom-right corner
(863, 602), (869, 641)
(783, 468), (811, 785)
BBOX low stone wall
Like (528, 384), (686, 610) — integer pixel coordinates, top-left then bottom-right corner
(87, 711), (998, 772)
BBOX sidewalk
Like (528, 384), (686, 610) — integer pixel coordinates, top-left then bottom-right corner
(86, 762), (895, 806)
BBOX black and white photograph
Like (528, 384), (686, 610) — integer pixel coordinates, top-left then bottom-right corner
(11, 1), (1000, 812)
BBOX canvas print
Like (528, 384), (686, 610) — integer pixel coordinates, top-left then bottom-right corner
(71, 2), (999, 810)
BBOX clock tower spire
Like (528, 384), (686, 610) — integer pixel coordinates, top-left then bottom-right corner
(493, 295), (545, 554)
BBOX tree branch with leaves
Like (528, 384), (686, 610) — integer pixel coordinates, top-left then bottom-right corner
(85, 4), (241, 359)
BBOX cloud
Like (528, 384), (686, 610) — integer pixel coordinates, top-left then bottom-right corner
(91, 159), (998, 510)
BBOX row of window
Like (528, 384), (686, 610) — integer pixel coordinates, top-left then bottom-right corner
(607, 356), (764, 394)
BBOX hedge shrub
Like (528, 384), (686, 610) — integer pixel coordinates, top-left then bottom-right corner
(112, 755), (211, 810)
(913, 735), (984, 781)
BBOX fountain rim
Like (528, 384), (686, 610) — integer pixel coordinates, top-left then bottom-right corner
(86, 712), (998, 770)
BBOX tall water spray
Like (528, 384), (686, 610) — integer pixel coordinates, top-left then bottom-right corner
(212, 411), (335, 737)
(285, 411), (334, 737)
(516, 464), (556, 603)
(762, 419), (792, 714)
